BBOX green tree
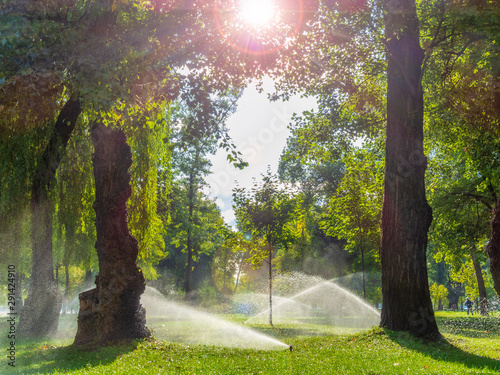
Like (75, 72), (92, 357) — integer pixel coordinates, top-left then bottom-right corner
(429, 283), (448, 311)
(233, 170), (297, 325)
(268, 0), (440, 337)
(127, 104), (172, 280)
(377, 0), (440, 339)
(0, 0), (267, 345)
(53, 123), (97, 312)
(426, 133), (496, 315)
(166, 85), (242, 298)
(421, 0), (500, 296)
(322, 146), (383, 299)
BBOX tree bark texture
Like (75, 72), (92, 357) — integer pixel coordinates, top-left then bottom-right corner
(380, 0), (440, 339)
(19, 97), (81, 337)
(470, 246), (488, 315)
(74, 122), (149, 347)
(486, 195), (500, 296)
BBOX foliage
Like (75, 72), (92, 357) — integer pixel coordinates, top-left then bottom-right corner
(233, 169), (297, 251)
(53, 120), (97, 276)
(127, 103), (172, 280)
(211, 232), (263, 296)
(423, 0), (500, 303)
(167, 188), (226, 261)
(430, 283), (449, 309)
(321, 145), (383, 270)
(450, 258), (490, 301)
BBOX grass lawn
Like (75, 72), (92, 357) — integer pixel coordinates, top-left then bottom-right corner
(1, 311), (499, 374)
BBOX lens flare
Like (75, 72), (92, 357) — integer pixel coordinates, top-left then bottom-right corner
(213, 0), (305, 55)
(239, 0), (276, 27)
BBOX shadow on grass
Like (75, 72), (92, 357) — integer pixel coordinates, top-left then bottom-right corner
(16, 338), (139, 374)
(385, 330), (500, 373)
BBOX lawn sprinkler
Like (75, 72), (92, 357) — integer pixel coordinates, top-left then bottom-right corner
(289, 345), (293, 352)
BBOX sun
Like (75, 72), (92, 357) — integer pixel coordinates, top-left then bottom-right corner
(238, 0), (277, 27)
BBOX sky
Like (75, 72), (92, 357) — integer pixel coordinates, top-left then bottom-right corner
(204, 78), (317, 227)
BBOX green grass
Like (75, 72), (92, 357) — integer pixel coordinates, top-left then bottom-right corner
(1, 312), (499, 374)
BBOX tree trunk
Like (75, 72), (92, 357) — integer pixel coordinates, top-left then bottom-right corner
(14, 271), (23, 315)
(269, 242), (273, 326)
(184, 178), (195, 299)
(63, 264), (70, 315)
(470, 244), (488, 315)
(19, 96), (81, 337)
(74, 122), (149, 347)
(233, 253), (245, 295)
(486, 195), (500, 296)
(360, 231), (366, 300)
(185, 235), (193, 299)
(380, 0), (440, 340)
(184, 147), (201, 301)
(10, 226), (24, 314)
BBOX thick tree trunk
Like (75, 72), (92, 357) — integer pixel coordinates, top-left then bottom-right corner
(380, 0), (440, 340)
(486, 195), (500, 296)
(470, 246), (488, 315)
(74, 122), (149, 347)
(19, 97), (81, 337)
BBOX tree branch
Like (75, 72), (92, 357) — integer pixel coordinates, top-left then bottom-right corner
(448, 191), (493, 211)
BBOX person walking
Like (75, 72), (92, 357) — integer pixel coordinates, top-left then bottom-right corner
(465, 297), (474, 316)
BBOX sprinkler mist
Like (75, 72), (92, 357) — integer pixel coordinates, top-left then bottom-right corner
(140, 287), (288, 350)
(243, 272), (380, 329)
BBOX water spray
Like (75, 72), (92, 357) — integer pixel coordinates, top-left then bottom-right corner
(141, 287), (288, 350)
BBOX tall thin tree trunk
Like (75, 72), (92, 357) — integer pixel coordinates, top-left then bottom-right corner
(184, 147), (200, 300)
(359, 229), (366, 300)
(185, 234), (193, 298)
(486, 195), (500, 296)
(269, 242), (273, 326)
(233, 253), (245, 295)
(63, 264), (70, 315)
(74, 122), (149, 347)
(19, 96), (81, 337)
(185, 168), (196, 299)
(470, 244), (488, 315)
(380, 0), (440, 340)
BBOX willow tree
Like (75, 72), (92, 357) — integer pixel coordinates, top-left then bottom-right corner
(72, 0), (288, 346)
(1, 6), (82, 332)
(1, 0), (125, 337)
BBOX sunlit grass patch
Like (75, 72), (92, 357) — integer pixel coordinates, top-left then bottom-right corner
(1, 313), (499, 374)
